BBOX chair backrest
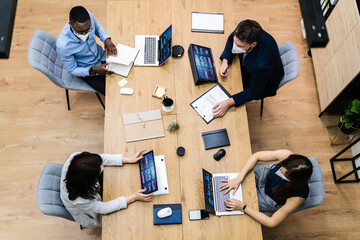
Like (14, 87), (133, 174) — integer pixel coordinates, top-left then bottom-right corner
(278, 42), (299, 89)
(262, 157), (325, 216)
(27, 29), (95, 92)
(37, 163), (74, 221)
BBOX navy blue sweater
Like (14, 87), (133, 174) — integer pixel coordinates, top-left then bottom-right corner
(220, 30), (284, 106)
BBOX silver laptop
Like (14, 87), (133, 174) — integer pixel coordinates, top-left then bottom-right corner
(202, 169), (244, 216)
(134, 25), (172, 66)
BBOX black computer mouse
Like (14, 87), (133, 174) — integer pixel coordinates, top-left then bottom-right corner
(213, 149), (226, 161)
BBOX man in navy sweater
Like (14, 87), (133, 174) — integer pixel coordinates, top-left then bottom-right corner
(212, 20), (284, 118)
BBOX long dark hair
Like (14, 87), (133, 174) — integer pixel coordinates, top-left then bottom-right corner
(273, 154), (313, 201)
(64, 152), (102, 200)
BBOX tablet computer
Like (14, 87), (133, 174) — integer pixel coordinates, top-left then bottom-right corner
(139, 150), (158, 194)
(188, 43), (218, 85)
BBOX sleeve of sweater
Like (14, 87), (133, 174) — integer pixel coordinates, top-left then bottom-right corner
(79, 197), (128, 214)
(99, 154), (123, 166)
(219, 32), (235, 64)
(231, 67), (273, 106)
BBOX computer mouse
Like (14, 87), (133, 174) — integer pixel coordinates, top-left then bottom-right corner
(157, 207), (173, 218)
(120, 88), (134, 95)
(213, 149), (226, 161)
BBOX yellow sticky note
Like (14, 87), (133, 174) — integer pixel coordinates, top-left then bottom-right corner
(118, 79), (128, 87)
(155, 87), (166, 98)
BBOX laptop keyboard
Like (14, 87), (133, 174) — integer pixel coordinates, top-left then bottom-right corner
(214, 176), (230, 212)
(144, 37), (156, 64)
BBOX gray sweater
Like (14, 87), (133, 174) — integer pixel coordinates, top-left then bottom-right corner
(60, 152), (127, 228)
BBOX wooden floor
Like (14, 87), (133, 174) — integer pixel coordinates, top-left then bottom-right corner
(0, 0), (359, 239)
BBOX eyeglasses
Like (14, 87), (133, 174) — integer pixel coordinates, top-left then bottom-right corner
(69, 23), (92, 35)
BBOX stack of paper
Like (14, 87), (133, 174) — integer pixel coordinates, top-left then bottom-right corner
(107, 44), (139, 77)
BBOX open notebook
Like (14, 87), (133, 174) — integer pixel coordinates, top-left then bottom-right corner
(107, 44), (139, 77)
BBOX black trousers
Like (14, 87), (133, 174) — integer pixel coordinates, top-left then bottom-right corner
(80, 75), (105, 96)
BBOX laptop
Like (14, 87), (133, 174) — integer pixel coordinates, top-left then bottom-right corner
(202, 169), (244, 216)
(134, 25), (172, 66)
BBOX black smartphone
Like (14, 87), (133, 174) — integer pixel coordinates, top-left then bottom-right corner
(188, 209), (209, 221)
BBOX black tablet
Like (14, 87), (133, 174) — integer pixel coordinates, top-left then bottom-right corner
(188, 43), (218, 85)
(139, 150), (158, 194)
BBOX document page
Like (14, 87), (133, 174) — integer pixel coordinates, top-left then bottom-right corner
(191, 85), (230, 123)
(191, 12), (224, 33)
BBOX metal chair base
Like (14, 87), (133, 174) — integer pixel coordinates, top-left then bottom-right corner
(65, 89), (105, 110)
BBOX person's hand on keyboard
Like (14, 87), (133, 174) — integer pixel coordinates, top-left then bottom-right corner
(220, 177), (242, 195)
(93, 63), (115, 75)
(224, 198), (244, 211)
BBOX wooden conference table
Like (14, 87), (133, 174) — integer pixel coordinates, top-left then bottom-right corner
(103, 0), (262, 239)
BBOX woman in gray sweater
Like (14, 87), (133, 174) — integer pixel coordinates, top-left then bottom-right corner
(60, 150), (153, 228)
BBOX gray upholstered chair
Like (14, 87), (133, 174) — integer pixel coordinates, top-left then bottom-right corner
(260, 41), (299, 116)
(28, 29), (105, 110)
(261, 157), (325, 217)
(37, 163), (74, 222)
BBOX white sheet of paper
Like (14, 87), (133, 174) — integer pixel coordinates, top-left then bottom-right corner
(118, 78), (128, 87)
(191, 12), (224, 33)
(191, 85), (229, 123)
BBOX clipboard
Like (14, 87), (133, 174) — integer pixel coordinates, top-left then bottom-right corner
(190, 83), (231, 124)
(122, 109), (165, 142)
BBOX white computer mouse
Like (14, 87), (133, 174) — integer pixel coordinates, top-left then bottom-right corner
(157, 207), (172, 218)
(120, 88), (134, 95)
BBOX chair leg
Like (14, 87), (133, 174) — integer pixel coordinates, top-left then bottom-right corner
(65, 89), (70, 111)
(95, 93), (105, 109)
(260, 98), (264, 117)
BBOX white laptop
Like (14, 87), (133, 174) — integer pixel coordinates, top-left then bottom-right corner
(153, 155), (169, 196)
(202, 169), (244, 216)
(134, 25), (172, 66)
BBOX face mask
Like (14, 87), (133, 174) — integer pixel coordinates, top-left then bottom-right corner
(74, 31), (90, 41)
(275, 167), (289, 181)
(232, 41), (252, 54)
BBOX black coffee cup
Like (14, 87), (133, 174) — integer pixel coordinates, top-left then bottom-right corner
(162, 96), (174, 112)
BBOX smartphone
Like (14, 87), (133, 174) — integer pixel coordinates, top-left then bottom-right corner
(188, 209), (209, 221)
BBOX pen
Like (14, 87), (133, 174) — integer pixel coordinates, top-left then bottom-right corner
(194, 106), (206, 118)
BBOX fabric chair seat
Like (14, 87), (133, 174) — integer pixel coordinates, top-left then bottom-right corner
(37, 163), (74, 221)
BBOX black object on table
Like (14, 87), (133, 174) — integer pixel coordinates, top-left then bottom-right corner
(176, 146), (185, 156)
(213, 149), (226, 161)
(202, 128), (230, 150)
(330, 136), (360, 183)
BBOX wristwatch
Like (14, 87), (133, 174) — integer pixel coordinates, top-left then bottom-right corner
(89, 67), (94, 75)
(242, 204), (247, 212)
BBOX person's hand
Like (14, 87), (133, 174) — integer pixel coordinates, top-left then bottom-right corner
(224, 199), (245, 211)
(212, 98), (235, 118)
(220, 177), (242, 195)
(93, 63), (114, 76)
(127, 189), (154, 203)
(123, 149), (147, 164)
(219, 60), (229, 77)
(104, 38), (117, 56)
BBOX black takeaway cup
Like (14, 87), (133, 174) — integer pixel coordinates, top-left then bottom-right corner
(162, 96), (174, 112)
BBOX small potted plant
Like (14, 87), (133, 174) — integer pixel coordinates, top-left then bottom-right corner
(339, 99), (360, 134)
(168, 120), (179, 133)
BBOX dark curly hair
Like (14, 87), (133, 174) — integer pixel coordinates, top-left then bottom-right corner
(64, 152), (103, 200)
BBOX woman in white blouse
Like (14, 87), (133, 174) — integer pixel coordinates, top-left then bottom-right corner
(60, 150), (153, 228)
